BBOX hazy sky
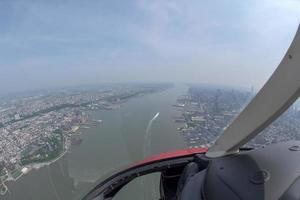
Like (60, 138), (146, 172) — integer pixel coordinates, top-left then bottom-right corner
(0, 0), (299, 95)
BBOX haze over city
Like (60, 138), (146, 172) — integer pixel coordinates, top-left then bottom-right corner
(0, 0), (300, 95)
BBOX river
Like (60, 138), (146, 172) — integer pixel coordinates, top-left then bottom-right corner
(4, 85), (187, 200)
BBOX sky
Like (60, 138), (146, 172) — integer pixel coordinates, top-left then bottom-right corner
(0, 0), (299, 95)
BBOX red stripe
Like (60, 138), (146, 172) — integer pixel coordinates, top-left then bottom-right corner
(133, 148), (208, 167)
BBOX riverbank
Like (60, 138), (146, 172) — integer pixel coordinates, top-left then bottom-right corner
(1, 133), (70, 196)
(2, 115), (104, 196)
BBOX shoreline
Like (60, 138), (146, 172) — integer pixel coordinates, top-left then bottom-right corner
(1, 134), (70, 196)
(1, 118), (101, 196)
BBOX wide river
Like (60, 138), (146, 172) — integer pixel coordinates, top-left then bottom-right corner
(5, 85), (187, 200)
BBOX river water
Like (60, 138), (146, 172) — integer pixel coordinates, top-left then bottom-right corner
(4, 85), (187, 200)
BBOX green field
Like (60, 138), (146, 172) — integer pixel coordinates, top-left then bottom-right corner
(11, 169), (22, 179)
(20, 132), (64, 166)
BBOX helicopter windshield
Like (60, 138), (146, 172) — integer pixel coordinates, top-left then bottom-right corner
(0, 1), (299, 200)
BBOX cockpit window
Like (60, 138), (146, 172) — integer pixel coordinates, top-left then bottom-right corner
(246, 99), (300, 148)
(0, 1), (299, 200)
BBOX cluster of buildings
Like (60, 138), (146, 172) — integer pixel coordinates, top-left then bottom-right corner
(175, 86), (300, 149)
(247, 107), (300, 148)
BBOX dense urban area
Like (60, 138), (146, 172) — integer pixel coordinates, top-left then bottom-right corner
(174, 86), (300, 149)
(0, 83), (171, 195)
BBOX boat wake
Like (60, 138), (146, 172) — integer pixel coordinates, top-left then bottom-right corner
(143, 112), (160, 157)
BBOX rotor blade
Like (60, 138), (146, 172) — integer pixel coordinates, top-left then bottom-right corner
(206, 25), (300, 158)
